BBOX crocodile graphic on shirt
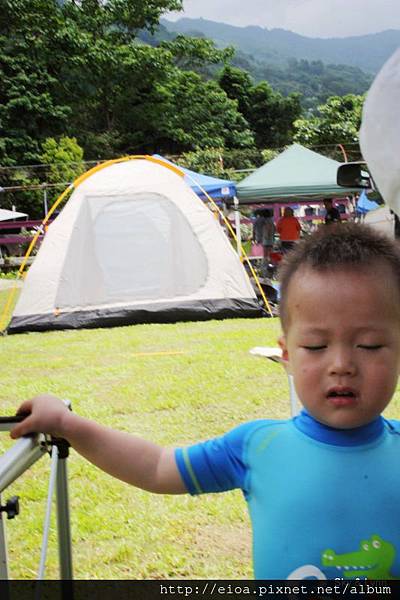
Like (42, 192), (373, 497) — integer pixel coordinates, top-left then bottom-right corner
(321, 534), (399, 579)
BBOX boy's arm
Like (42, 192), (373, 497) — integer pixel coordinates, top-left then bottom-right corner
(10, 395), (186, 494)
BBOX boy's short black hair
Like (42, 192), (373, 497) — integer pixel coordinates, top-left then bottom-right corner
(279, 222), (400, 330)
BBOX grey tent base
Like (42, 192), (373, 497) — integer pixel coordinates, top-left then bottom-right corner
(7, 298), (266, 334)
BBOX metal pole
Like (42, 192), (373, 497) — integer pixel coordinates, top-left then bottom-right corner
(43, 188), (48, 218)
(0, 437), (47, 493)
(37, 446), (59, 580)
(288, 374), (300, 417)
(233, 196), (242, 257)
(249, 348), (300, 417)
(56, 456), (73, 580)
(0, 496), (9, 579)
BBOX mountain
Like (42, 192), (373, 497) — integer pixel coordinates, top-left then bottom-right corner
(151, 19), (374, 110)
(162, 18), (400, 74)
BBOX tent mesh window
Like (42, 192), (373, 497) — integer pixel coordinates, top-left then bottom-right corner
(55, 193), (209, 308)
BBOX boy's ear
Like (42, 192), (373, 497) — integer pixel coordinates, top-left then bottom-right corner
(278, 335), (289, 363)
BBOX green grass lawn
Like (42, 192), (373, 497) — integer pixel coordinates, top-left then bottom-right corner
(1, 286), (400, 580)
(0, 288), (287, 579)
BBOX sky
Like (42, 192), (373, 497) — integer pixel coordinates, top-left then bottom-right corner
(167, 0), (400, 39)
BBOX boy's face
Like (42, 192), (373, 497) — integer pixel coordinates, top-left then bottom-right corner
(279, 263), (400, 429)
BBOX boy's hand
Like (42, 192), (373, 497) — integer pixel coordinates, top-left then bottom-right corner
(10, 394), (70, 439)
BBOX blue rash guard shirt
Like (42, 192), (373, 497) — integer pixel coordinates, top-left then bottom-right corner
(175, 410), (400, 580)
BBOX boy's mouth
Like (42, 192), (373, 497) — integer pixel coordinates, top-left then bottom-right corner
(327, 387), (357, 406)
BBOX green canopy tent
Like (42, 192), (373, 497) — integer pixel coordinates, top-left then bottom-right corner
(236, 144), (360, 204)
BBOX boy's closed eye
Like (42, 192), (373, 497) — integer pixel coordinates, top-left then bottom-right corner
(301, 345), (327, 351)
(301, 344), (385, 351)
(357, 344), (384, 350)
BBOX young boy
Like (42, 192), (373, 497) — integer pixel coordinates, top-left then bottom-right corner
(11, 223), (400, 580)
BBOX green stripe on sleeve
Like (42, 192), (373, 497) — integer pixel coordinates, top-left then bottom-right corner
(182, 448), (203, 494)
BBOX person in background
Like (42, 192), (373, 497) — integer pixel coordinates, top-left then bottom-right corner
(323, 198), (341, 225)
(276, 207), (301, 253)
(261, 209), (275, 266)
(252, 210), (265, 246)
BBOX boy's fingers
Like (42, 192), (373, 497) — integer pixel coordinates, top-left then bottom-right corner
(9, 402), (32, 438)
(10, 425), (21, 439)
(10, 416), (35, 439)
(15, 400), (33, 416)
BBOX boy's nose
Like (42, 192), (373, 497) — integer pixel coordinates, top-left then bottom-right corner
(328, 351), (356, 376)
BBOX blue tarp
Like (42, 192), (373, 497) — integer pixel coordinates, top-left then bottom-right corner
(356, 189), (380, 214)
(153, 155), (236, 201)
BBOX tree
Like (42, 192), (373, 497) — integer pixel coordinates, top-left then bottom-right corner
(62, 0), (183, 39)
(51, 2), (246, 158)
(0, 0), (185, 165)
(219, 65), (253, 115)
(1, 0), (276, 180)
(179, 147), (267, 179)
(1, 167), (43, 218)
(160, 35), (233, 72)
(150, 70), (255, 153)
(248, 82), (301, 148)
(64, 42), (176, 158)
(293, 94), (365, 158)
(219, 66), (302, 150)
(40, 136), (85, 185)
(102, 0), (183, 36)
(0, 0), (72, 165)
(179, 148), (225, 177)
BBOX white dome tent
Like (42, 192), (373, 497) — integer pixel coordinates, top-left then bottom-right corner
(6, 156), (263, 334)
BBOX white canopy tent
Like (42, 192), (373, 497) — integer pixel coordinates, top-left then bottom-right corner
(0, 209), (28, 222)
